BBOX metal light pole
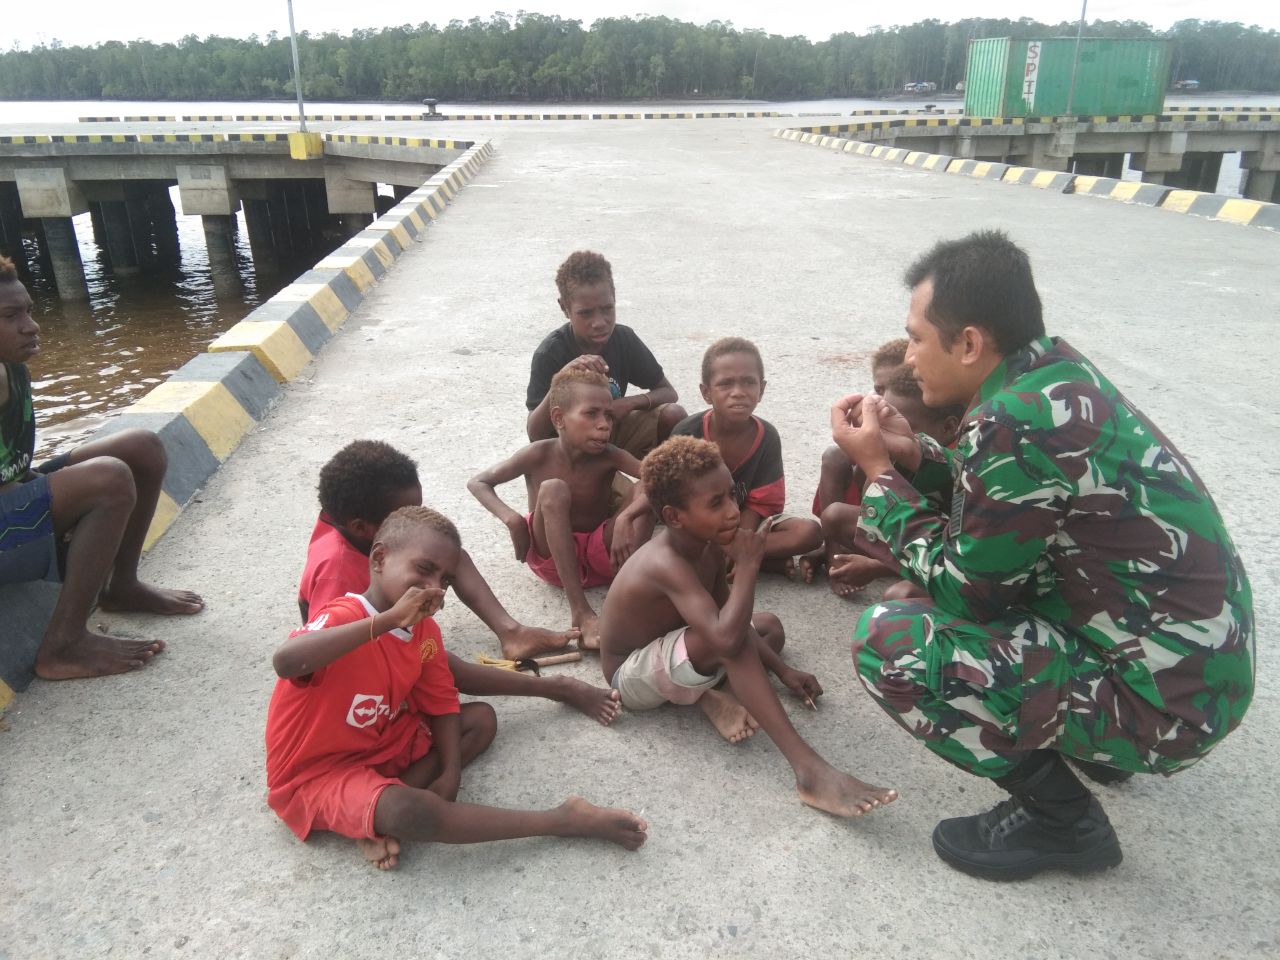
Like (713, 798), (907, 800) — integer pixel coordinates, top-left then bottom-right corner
(1065, 0), (1088, 117)
(287, 0), (307, 132)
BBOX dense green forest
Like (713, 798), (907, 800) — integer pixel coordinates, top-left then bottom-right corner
(1, 14), (1276, 102)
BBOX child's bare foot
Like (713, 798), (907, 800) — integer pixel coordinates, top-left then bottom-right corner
(35, 630), (165, 679)
(554, 678), (622, 726)
(796, 763), (897, 818)
(761, 556), (797, 579)
(555, 796), (648, 850)
(574, 610), (602, 650)
(100, 580), (204, 615)
(357, 835), (402, 870)
(828, 554), (888, 597)
(499, 623), (580, 660)
(698, 688), (759, 744)
(797, 550), (825, 583)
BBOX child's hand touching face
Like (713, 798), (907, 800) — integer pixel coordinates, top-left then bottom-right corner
(388, 585), (446, 629)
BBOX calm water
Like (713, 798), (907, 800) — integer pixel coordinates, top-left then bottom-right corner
(14, 192), (332, 459)
(2, 94), (1273, 459)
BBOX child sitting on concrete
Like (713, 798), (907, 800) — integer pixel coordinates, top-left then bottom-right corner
(821, 364), (963, 597)
(598, 436), (896, 817)
(268, 505), (647, 870)
(301, 439), (620, 725)
(471, 367), (652, 650)
(0, 255), (201, 681)
(811, 338), (908, 522)
(525, 250), (685, 459)
(671, 337), (822, 580)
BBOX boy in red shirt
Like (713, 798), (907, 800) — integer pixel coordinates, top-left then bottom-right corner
(267, 505), (648, 870)
(300, 440), (621, 726)
(670, 338), (822, 579)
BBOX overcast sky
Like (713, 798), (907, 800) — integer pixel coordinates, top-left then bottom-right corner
(11, 1), (1278, 50)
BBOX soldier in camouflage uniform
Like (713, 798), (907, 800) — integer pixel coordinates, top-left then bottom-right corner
(831, 230), (1254, 881)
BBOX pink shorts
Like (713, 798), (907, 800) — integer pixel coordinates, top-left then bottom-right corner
(273, 721), (434, 841)
(524, 513), (614, 588)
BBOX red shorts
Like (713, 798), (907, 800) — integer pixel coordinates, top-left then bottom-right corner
(524, 513), (614, 588)
(811, 480), (862, 518)
(271, 720), (434, 841)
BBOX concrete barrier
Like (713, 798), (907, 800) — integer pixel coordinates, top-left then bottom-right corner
(1159, 190), (1280, 228)
(773, 127), (1279, 230)
(1069, 175), (1172, 206)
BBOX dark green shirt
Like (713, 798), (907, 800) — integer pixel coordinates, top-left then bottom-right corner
(0, 362), (35, 486)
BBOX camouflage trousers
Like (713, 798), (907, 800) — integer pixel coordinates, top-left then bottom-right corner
(854, 599), (1197, 779)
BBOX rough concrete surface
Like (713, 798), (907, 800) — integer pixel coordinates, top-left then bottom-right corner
(1, 118), (1277, 960)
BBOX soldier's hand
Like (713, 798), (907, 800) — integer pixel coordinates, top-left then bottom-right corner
(831, 394), (908, 477)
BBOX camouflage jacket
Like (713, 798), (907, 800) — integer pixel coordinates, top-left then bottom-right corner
(858, 336), (1254, 758)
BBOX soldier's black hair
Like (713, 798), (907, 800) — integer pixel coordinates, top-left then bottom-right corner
(904, 230), (1044, 355)
(318, 440), (420, 526)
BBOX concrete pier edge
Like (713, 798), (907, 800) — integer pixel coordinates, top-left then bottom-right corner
(0, 138), (495, 709)
(773, 127), (1280, 230)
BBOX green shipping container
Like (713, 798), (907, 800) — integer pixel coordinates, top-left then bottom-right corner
(963, 37), (1172, 118)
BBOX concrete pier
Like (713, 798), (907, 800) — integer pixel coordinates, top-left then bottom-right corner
(97, 199), (140, 275)
(0, 118), (1277, 959)
(38, 215), (87, 299)
(201, 213), (241, 293)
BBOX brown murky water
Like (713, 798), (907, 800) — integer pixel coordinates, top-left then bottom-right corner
(17, 189), (336, 460)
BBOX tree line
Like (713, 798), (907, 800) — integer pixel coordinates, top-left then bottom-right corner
(1, 14), (1277, 103)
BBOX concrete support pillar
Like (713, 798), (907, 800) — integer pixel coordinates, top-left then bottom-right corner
(39, 217), (89, 300)
(391, 184), (414, 201)
(1240, 169), (1279, 203)
(1139, 170), (1167, 185)
(124, 197), (154, 261)
(266, 185), (295, 258)
(304, 180), (331, 241)
(144, 186), (180, 261)
(98, 200), (140, 276)
(88, 203), (109, 250)
(0, 183), (28, 275)
(201, 214), (241, 295)
(1073, 153), (1125, 178)
(242, 199), (279, 276)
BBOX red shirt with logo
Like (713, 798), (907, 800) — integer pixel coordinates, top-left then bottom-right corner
(265, 594), (460, 837)
(297, 514), (370, 615)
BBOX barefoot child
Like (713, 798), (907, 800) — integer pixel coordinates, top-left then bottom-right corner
(671, 338), (822, 579)
(821, 364), (963, 597)
(598, 437), (896, 817)
(811, 338), (908, 523)
(525, 250), (685, 459)
(301, 440), (621, 726)
(471, 367), (652, 650)
(267, 505), (647, 870)
(0, 256), (202, 680)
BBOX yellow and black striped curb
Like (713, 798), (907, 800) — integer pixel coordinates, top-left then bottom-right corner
(774, 128), (1280, 232)
(794, 113), (1277, 136)
(322, 133), (475, 150)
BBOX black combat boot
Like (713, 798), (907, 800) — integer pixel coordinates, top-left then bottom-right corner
(931, 750), (1123, 881)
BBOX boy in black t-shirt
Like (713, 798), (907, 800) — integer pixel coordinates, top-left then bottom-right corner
(525, 251), (685, 460)
(0, 256), (202, 681)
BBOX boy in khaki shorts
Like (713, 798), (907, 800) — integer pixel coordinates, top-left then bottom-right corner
(525, 250), (685, 460)
(597, 436), (897, 818)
